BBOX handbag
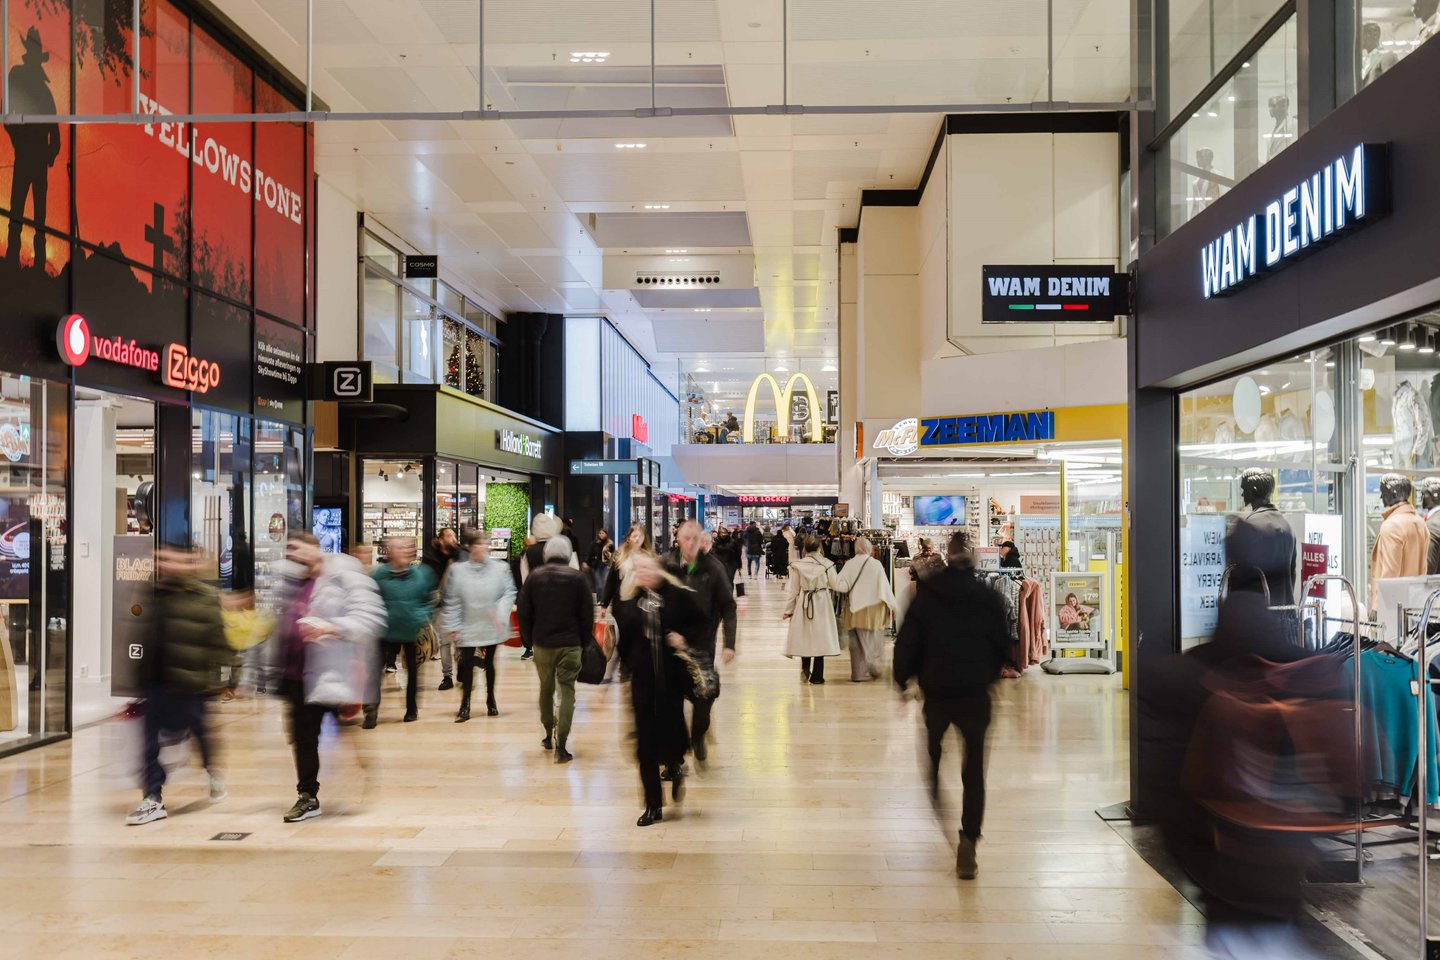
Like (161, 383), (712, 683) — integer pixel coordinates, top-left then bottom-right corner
(735, 581), (746, 597)
(577, 636), (607, 684)
(674, 645), (719, 702)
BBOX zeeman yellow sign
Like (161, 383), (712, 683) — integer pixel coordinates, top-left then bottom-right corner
(742, 373), (823, 443)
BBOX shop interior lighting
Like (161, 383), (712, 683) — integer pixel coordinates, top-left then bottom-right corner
(1420, 332), (1436, 355)
(643, 204), (670, 210)
(614, 143), (646, 149)
(821, 363), (837, 372)
(1358, 332), (1377, 343)
(666, 249), (688, 254)
(1379, 328), (1398, 346)
(570, 51), (610, 63)
(1399, 326), (1419, 351)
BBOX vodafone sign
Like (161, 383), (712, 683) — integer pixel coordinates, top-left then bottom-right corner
(55, 314), (221, 394)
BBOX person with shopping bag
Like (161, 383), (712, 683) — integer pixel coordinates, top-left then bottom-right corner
(267, 532), (386, 823)
(835, 537), (897, 682)
(439, 530), (516, 721)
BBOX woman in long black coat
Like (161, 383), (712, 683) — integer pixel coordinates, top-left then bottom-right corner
(613, 554), (708, 827)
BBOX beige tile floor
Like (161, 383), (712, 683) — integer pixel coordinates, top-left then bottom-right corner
(0, 574), (1210, 959)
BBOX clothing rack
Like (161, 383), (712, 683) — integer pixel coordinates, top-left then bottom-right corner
(1416, 586), (1440, 960)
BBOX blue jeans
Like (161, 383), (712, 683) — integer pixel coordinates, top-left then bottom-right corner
(746, 553), (762, 576)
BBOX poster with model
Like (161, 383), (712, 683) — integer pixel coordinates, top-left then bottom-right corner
(1051, 572), (1105, 650)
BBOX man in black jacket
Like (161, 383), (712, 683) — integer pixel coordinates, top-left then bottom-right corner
(664, 520), (737, 763)
(743, 522), (764, 578)
(893, 531), (1010, 880)
(517, 536), (593, 763)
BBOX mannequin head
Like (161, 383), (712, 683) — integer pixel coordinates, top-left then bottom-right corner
(1380, 473), (1414, 508)
(1268, 94), (1291, 124)
(1196, 147), (1214, 170)
(1420, 477), (1440, 510)
(1239, 468), (1276, 508)
(1362, 21), (1382, 52)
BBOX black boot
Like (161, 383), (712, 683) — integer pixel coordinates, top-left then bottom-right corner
(637, 806), (663, 827)
(487, 699), (498, 717)
(456, 698), (471, 723)
(362, 705), (378, 729)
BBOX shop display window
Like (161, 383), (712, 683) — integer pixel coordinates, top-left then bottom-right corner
(458, 464), (481, 534)
(361, 459), (424, 560)
(1167, 0), (1288, 121)
(191, 410), (250, 589)
(1355, 1), (1438, 94)
(435, 459), (458, 536)
(253, 419), (304, 613)
(0, 375), (69, 753)
(1160, 14), (1298, 237)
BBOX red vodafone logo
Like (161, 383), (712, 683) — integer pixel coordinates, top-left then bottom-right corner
(57, 314), (90, 366)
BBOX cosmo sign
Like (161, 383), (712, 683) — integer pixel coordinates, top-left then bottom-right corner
(1201, 143), (1389, 298)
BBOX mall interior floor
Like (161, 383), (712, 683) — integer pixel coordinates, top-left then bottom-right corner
(0, 575), (1215, 960)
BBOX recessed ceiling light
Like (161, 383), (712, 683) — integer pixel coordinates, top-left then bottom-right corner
(615, 142), (646, 149)
(774, 364), (789, 372)
(1358, 333), (1376, 343)
(1226, 95), (1236, 102)
(1242, 61), (1251, 68)
(821, 363), (837, 372)
(669, 257), (691, 262)
(693, 308), (711, 313)
(570, 51), (610, 63)
(643, 204), (670, 210)
(665, 249), (687, 254)
(1206, 111), (1219, 118)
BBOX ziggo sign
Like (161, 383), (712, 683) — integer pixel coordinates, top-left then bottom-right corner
(56, 314), (221, 394)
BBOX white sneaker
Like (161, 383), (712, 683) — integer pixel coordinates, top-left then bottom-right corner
(126, 795), (167, 826)
(209, 776), (228, 803)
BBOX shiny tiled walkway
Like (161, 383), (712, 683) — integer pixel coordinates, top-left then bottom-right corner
(0, 574), (1204, 959)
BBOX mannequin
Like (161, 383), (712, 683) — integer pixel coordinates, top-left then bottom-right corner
(1371, 472), (1430, 610)
(1267, 95), (1295, 160)
(1421, 477), (1440, 575)
(1225, 468), (1297, 607)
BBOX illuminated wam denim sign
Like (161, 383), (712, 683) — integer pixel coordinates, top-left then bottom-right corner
(1201, 143), (1388, 299)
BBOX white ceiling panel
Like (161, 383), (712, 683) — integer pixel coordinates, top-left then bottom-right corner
(415, 155), (514, 202)
(532, 153), (747, 203)
(652, 318), (766, 353)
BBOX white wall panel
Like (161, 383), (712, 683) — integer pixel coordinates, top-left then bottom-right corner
(565, 316), (602, 432)
(316, 178), (360, 362)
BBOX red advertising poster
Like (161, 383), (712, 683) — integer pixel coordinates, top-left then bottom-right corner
(254, 78), (306, 325)
(1302, 543), (1329, 598)
(74, 0), (191, 285)
(0, 0), (73, 276)
(190, 24), (253, 302)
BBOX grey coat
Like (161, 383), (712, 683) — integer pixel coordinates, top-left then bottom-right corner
(440, 557), (517, 648)
(268, 553), (388, 704)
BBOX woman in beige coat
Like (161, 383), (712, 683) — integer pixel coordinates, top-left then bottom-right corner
(783, 538), (841, 684)
(837, 537), (896, 681)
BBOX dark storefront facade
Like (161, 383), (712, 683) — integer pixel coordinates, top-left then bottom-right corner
(0, 0), (313, 756)
(1130, 31), (1440, 955)
(334, 385), (562, 562)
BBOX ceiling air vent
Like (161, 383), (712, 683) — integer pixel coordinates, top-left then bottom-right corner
(633, 272), (723, 287)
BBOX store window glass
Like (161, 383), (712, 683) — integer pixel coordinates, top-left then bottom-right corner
(191, 410), (250, 589)
(436, 459), (458, 537)
(465, 329), (490, 400)
(402, 291), (437, 384)
(363, 232), (399, 274)
(1159, 14), (1298, 237)
(1356, 1), (1438, 92)
(363, 268), (400, 383)
(442, 318), (464, 390)
(0, 376), (69, 754)
(1168, 0), (1288, 120)
(1178, 343), (1342, 645)
(253, 420), (304, 618)
(458, 463), (481, 534)
(361, 459), (424, 561)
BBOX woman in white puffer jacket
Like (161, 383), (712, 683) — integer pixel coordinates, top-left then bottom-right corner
(440, 531), (517, 722)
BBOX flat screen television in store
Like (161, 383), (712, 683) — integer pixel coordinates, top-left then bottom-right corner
(913, 495), (967, 526)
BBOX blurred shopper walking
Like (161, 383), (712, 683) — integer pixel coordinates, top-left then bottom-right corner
(125, 547), (231, 826)
(837, 537), (896, 681)
(614, 552), (696, 825)
(425, 527), (462, 688)
(601, 523), (655, 682)
(439, 530), (517, 721)
(270, 532), (386, 823)
(893, 532), (1010, 879)
(743, 521), (764, 578)
(585, 528), (614, 597)
(519, 513), (579, 661)
(712, 527), (742, 593)
(664, 520), (737, 764)
(783, 537), (841, 684)
(369, 537), (438, 724)
(517, 536), (593, 762)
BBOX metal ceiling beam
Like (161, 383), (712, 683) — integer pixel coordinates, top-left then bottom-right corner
(1, 100), (1148, 125)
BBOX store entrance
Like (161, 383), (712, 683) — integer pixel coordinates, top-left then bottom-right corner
(72, 389), (157, 728)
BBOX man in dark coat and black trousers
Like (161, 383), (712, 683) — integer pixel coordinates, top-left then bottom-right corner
(663, 520), (737, 764)
(894, 531), (1010, 881)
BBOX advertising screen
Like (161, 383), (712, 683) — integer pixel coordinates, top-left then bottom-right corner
(913, 495), (968, 526)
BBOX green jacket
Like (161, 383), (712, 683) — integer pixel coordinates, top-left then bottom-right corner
(372, 562), (439, 643)
(145, 578), (229, 694)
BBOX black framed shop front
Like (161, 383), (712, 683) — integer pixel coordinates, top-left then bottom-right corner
(1130, 39), (1440, 950)
(343, 385), (562, 562)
